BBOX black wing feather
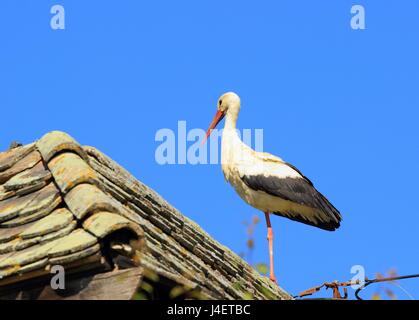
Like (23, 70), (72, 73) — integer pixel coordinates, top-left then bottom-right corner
(241, 168), (342, 231)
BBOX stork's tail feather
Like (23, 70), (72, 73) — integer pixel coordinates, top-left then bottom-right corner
(318, 193), (342, 223)
(273, 191), (342, 232)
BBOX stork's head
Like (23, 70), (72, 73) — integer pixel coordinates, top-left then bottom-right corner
(217, 92), (241, 114)
(203, 92), (241, 144)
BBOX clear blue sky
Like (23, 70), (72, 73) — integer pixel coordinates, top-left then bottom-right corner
(1, 1), (418, 299)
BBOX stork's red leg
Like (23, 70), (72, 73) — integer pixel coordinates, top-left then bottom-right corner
(264, 212), (277, 284)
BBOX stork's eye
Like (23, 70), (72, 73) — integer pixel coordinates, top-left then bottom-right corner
(219, 100), (222, 106)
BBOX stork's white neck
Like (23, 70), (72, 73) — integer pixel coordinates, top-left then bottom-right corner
(224, 108), (238, 130)
(221, 108), (248, 171)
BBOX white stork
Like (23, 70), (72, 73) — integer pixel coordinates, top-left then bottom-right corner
(203, 92), (342, 283)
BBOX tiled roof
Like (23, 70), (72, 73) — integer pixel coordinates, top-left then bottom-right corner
(0, 131), (290, 300)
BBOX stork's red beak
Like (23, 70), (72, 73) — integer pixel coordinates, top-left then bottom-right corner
(202, 110), (225, 144)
